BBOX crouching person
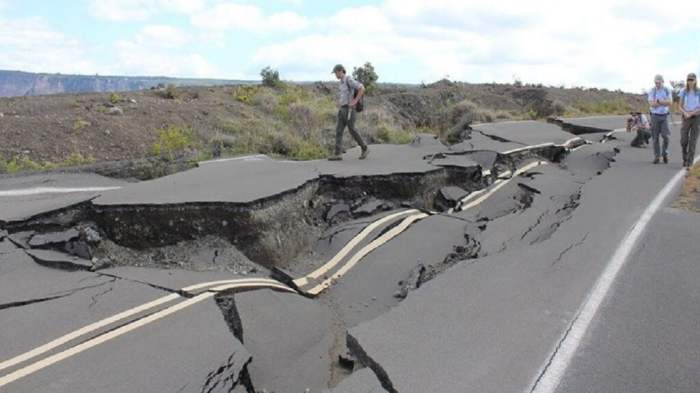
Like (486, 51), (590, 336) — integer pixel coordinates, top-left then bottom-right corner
(628, 112), (651, 148)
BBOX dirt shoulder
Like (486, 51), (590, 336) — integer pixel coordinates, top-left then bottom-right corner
(674, 163), (700, 212)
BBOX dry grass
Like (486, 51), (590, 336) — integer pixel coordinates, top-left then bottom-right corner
(673, 163), (700, 212)
(0, 81), (646, 172)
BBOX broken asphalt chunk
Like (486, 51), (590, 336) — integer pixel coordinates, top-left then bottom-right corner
(8, 231), (34, 249)
(228, 289), (334, 393)
(28, 228), (80, 248)
(435, 186), (469, 211)
(25, 249), (93, 271)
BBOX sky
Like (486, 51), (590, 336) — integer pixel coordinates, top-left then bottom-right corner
(0, 0), (699, 92)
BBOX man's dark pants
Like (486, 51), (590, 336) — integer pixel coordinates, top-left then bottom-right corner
(335, 106), (367, 155)
(650, 114), (670, 158)
(681, 115), (699, 164)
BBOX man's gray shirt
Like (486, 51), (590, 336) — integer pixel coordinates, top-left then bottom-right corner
(338, 75), (363, 107)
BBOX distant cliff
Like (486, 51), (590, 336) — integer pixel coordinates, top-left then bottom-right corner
(0, 70), (245, 97)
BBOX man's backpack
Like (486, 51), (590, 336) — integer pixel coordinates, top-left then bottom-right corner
(346, 78), (364, 112)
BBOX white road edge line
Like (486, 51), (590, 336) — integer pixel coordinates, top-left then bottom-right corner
(0, 280), (294, 388)
(0, 187), (122, 197)
(530, 155), (699, 393)
(199, 154), (268, 165)
(0, 277), (284, 374)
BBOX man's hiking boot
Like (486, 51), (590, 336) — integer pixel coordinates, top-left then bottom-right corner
(663, 155), (668, 164)
(359, 147), (369, 160)
(653, 157), (660, 164)
(328, 155), (343, 161)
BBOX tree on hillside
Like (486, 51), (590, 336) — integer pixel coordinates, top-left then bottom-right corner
(260, 66), (282, 88)
(670, 80), (685, 103)
(352, 62), (379, 95)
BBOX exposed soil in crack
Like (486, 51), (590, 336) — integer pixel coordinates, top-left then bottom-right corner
(1, 137), (621, 393)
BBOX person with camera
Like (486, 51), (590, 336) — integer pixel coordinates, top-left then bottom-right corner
(328, 64), (369, 161)
(628, 111), (651, 148)
(647, 74), (672, 164)
(679, 72), (700, 169)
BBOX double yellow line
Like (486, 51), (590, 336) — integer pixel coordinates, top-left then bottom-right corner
(0, 277), (294, 388)
(293, 210), (429, 295)
(1, 158), (551, 388)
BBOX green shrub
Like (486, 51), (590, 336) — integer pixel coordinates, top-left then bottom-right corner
(376, 124), (415, 144)
(157, 84), (180, 100)
(61, 152), (95, 167)
(109, 92), (123, 104)
(73, 119), (90, 132)
(151, 125), (198, 159)
(260, 66), (282, 88)
(232, 85), (262, 104)
(0, 156), (47, 173)
(288, 140), (328, 161)
(275, 85), (312, 121)
(352, 62), (379, 95)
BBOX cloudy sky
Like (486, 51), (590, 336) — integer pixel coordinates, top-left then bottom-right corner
(0, 0), (698, 92)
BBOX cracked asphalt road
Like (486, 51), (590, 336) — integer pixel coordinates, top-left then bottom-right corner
(1, 117), (697, 392)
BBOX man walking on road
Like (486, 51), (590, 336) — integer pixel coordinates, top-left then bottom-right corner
(648, 74), (672, 164)
(328, 64), (369, 161)
(679, 73), (700, 169)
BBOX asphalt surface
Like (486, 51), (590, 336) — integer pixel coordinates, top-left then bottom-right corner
(1, 117), (696, 392)
(348, 122), (696, 392)
(231, 289), (335, 393)
(554, 208), (700, 393)
(94, 135), (469, 206)
(472, 120), (580, 146)
(0, 173), (126, 222)
(557, 115), (628, 133)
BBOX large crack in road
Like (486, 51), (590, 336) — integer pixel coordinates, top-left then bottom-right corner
(0, 124), (623, 392)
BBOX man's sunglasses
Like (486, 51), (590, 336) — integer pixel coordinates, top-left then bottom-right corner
(688, 79), (696, 82)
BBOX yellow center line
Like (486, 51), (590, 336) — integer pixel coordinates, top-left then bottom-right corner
(0, 279), (294, 389)
(293, 209), (417, 287)
(306, 213), (429, 295)
(0, 277), (286, 374)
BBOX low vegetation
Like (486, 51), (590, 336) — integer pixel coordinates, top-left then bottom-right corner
(260, 66), (283, 88)
(151, 125), (199, 160)
(0, 152), (95, 174)
(0, 78), (647, 175)
(673, 164), (700, 212)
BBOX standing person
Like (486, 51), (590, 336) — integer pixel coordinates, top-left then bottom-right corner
(328, 64), (369, 161)
(628, 111), (651, 148)
(647, 74), (673, 164)
(679, 73), (700, 169)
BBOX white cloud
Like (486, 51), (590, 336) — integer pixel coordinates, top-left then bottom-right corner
(138, 25), (190, 48)
(89, 0), (206, 21)
(252, 0), (700, 91)
(114, 37), (220, 78)
(0, 16), (97, 74)
(190, 2), (308, 33)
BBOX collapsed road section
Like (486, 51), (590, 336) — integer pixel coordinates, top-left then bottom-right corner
(0, 120), (624, 392)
